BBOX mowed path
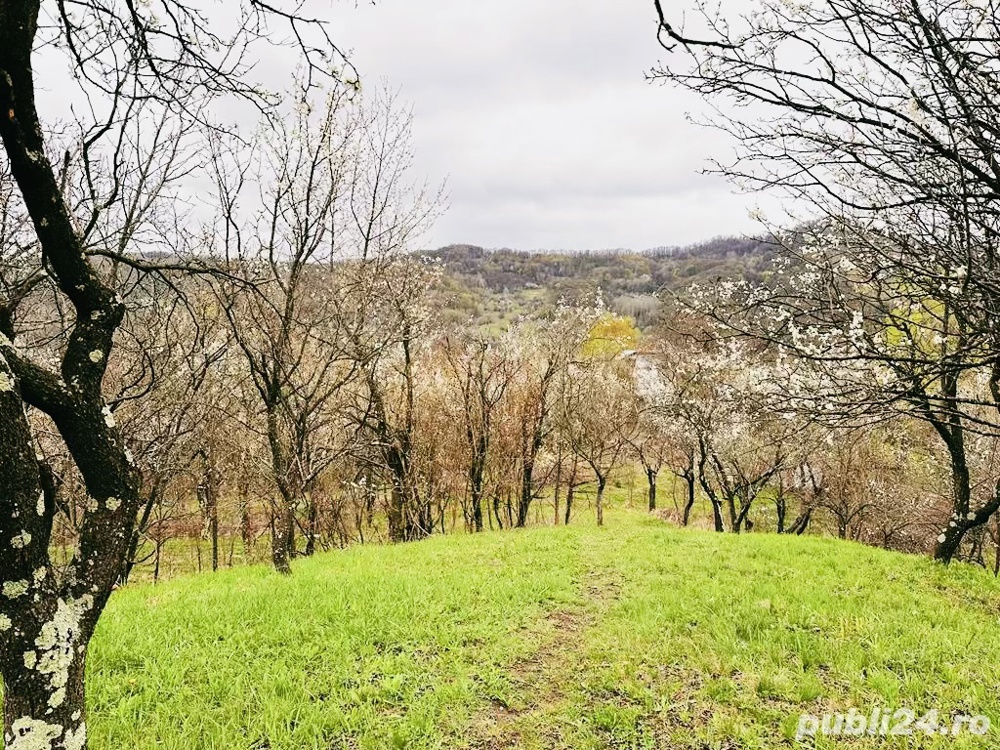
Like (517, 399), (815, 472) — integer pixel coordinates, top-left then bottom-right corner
(465, 569), (624, 749)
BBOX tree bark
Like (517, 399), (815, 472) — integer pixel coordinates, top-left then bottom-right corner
(595, 474), (606, 527)
(517, 458), (534, 528)
(3, 636), (88, 750)
(681, 470), (696, 526)
(304, 494), (318, 557)
(271, 501), (294, 575)
(0, 7), (143, 741)
(645, 467), (657, 511)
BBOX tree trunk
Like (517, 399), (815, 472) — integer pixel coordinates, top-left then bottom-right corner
(709, 498), (724, 532)
(209, 497), (219, 574)
(492, 494), (504, 530)
(471, 483), (484, 533)
(682, 471), (696, 526)
(552, 453), (562, 526)
(596, 474), (606, 527)
(517, 459), (534, 528)
(646, 467), (657, 511)
(726, 494), (738, 533)
(0, 11), (148, 747)
(785, 508), (812, 535)
(304, 493), (318, 557)
(271, 501), (294, 575)
(1, 346), (139, 750)
(2, 641), (88, 750)
(0, 368), (92, 750)
(241, 500), (253, 556)
(197, 459), (221, 572)
(734, 500), (753, 534)
(122, 484), (161, 584)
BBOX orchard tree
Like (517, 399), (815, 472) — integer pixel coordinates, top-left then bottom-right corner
(443, 334), (514, 532)
(350, 258), (443, 543)
(651, 0), (1000, 559)
(627, 351), (676, 512)
(505, 305), (594, 527)
(113, 289), (230, 582)
(212, 85), (362, 575)
(559, 357), (638, 527)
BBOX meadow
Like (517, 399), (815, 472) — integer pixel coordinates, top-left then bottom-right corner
(55, 507), (1000, 749)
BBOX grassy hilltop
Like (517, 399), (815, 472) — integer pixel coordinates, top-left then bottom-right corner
(74, 509), (1000, 749)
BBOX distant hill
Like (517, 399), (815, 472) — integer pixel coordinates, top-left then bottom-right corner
(426, 236), (779, 329)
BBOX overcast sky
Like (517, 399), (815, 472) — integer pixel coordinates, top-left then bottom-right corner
(324, 0), (774, 252)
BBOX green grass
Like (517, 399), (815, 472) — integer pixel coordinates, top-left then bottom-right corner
(16, 508), (1000, 748)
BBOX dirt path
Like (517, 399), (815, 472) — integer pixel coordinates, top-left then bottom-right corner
(464, 570), (623, 750)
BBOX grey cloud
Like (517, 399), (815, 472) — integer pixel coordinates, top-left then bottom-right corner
(234, 0), (772, 250)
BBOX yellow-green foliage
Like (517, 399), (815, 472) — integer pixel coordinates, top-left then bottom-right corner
(581, 314), (640, 359)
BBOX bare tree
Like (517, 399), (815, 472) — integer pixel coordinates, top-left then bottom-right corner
(212, 84), (363, 574)
(559, 358), (638, 527)
(507, 305), (597, 527)
(651, 0), (1000, 560)
(443, 334), (514, 532)
(351, 258), (442, 542)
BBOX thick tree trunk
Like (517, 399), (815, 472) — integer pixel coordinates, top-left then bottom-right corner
(492, 494), (504, 530)
(785, 507), (812, 535)
(470, 484), (484, 533)
(0, 372), (131, 750)
(709, 499), (724, 532)
(0, 9), (147, 748)
(0, 361), (90, 750)
(838, 518), (848, 539)
(468, 436), (487, 532)
(775, 496), (787, 534)
(931, 409), (979, 563)
(697, 444), (724, 532)
(733, 500), (753, 534)
(726, 495), (738, 533)
(932, 487), (1000, 564)
(2, 642), (88, 750)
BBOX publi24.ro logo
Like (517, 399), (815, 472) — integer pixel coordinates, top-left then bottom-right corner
(795, 707), (989, 740)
